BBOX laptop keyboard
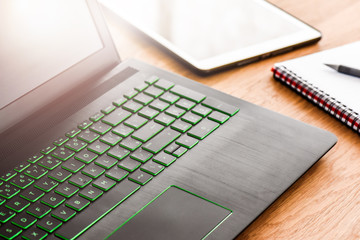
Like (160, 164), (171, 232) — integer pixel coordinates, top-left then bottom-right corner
(0, 76), (239, 240)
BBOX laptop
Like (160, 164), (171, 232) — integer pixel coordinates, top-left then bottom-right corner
(0, 1), (337, 240)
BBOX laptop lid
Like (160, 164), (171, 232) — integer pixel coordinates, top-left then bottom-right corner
(0, 0), (120, 133)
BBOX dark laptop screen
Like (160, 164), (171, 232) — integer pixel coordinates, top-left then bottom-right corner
(0, 0), (103, 110)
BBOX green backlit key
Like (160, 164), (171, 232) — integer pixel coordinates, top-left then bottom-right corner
(101, 105), (116, 115)
(37, 156), (62, 170)
(201, 97), (239, 116)
(142, 128), (180, 154)
(24, 165), (48, 179)
(160, 92), (180, 104)
(124, 89), (138, 99)
(175, 98), (196, 111)
(68, 173), (92, 188)
(87, 140), (110, 155)
(65, 138), (87, 152)
(14, 163), (30, 173)
(82, 164), (105, 179)
(79, 186), (103, 201)
(149, 99), (170, 112)
(51, 146), (75, 161)
(0, 222), (22, 239)
(75, 149), (98, 164)
(119, 138), (142, 151)
(208, 111), (230, 124)
(170, 85), (206, 103)
(22, 226), (48, 240)
(165, 105), (186, 118)
(145, 75), (159, 85)
(153, 152), (177, 166)
(51, 205), (76, 222)
(0, 170), (17, 182)
(61, 158), (85, 173)
(10, 174), (34, 189)
(131, 122), (164, 142)
(172, 146), (187, 157)
(130, 148), (153, 163)
(140, 161), (164, 176)
(5, 197), (30, 212)
(37, 215), (62, 233)
(41, 193), (65, 208)
(133, 93), (154, 105)
(122, 101), (143, 113)
(154, 113), (176, 126)
(100, 132), (122, 146)
(20, 187), (44, 202)
(34, 178), (58, 192)
(112, 124), (134, 138)
(154, 79), (174, 91)
(48, 168), (72, 183)
(27, 154), (43, 164)
(55, 183), (79, 198)
(124, 115), (148, 129)
(181, 112), (202, 125)
(78, 120), (93, 130)
(138, 106), (160, 120)
(94, 155), (118, 169)
(26, 202), (51, 218)
(107, 146), (130, 160)
(0, 206), (16, 223)
(187, 119), (219, 140)
(128, 170), (152, 186)
(92, 176), (116, 191)
(135, 82), (149, 92)
(191, 105), (212, 117)
(105, 167), (128, 182)
(144, 86), (164, 98)
(53, 136), (69, 146)
(40, 145), (56, 155)
(11, 212), (37, 229)
(175, 135), (199, 149)
(101, 108), (131, 127)
(65, 128), (81, 138)
(90, 112), (104, 122)
(90, 122), (112, 135)
(77, 129), (100, 143)
(66, 196), (90, 211)
(118, 157), (141, 172)
(112, 97), (127, 107)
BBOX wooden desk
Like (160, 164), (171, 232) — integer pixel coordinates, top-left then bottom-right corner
(105, 0), (360, 239)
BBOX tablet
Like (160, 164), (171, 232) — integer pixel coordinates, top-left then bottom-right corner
(100, 0), (321, 73)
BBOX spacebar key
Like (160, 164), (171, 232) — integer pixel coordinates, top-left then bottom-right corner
(55, 180), (140, 240)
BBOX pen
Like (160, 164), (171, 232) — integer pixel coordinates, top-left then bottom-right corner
(324, 63), (360, 78)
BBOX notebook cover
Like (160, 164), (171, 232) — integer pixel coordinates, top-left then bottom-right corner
(272, 41), (360, 134)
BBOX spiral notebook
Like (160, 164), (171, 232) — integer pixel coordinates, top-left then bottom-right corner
(272, 41), (360, 133)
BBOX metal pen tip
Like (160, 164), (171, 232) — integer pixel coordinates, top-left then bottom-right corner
(324, 63), (338, 71)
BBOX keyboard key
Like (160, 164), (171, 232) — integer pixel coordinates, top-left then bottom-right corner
(37, 156), (62, 170)
(26, 202), (51, 218)
(154, 79), (174, 90)
(24, 165), (48, 179)
(74, 149), (98, 164)
(87, 140), (110, 155)
(165, 105), (186, 118)
(175, 135), (199, 149)
(100, 132), (122, 146)
(55, 180), (140, 240)
(51, 147), (75, 161)
(37, 215), (62, 233)
(90, 122), (112, 135)
(181, 112), (202, 125)
(65, 128), (81, 138)
(77, 129), (100, 143)
(64, 138), (87, 152)
(6, 197), (30, 212)
(10, 174), (34, 189)
(27, 154), (43, 164)
(94, 155), (118, 169)
(175, 98), (196, 110)
(170, 85), (206, 103)
(53, 136), (69, 146)
(101, 105), (116, 115)
(0, 170), (17, 182)
(40, 144), (56, 155)
(22, 226), (48, 240)
(0, 206), (15, 223)
(140, 161), (164, 176)
(164, 142), (180, 154)
(154, 112), (176, 126)
(144, 86), (164, 98)
(66, 196), (90, 211)
(145, 75), (159, 85)
(160, 92), (180, 104)
(34, 178), (58, 192)
(122, 101), (143, 113)
(208, 111), (230, 124)
(89, 112), (104, 122)
(92, 176), (116, 191)
(101, 108), (131, 127)
(40, 192), (65, 208)
(138, 106), (160, 119)
(128, 170), (152, 186)
(134, 82), (149, 92)
(82, 164), (105, 179)
(192, 105), (212, 117)
(0, 222), (22, 239)
(149, 99), (170, 111)
(20, 187), (44, 202)
(172, 146), (187, 157)
(112, 97), (127, 107)
(55, 183), (79, 198)
(124, 89), (138, 99)
(142, 128), (181, 154)
(124, 115), (148, 129)
(201, 97), (239, 116)
(187, 119), (219, 140)
(133, 93), (154, 105)
(68, 173), (92, 188)
(153, 152), (177, 167)
(48, 168), (72, 183)
(61, 158), (85, 173)
(112, 124), (134, 137)
(107, 146), (130, 160)
(79, 186), (103, 202)
(131, 122), (164, 143)
(78, 120), (93, 130)
(11, 212), (37, 229)
(119, 138), (141, 151)
(105, 167), (128, 182)
(51, 205), (76, 222)
(118, 157), (141, 172)
(0, 184), (20, 199)
(130, 148), (153, 163)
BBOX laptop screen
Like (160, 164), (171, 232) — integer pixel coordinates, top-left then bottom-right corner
(0, 0), (103, 110)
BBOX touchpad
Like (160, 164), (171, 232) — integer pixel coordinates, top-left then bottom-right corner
(106, 186), (232, 240)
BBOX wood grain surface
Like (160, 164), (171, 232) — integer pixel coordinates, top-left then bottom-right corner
(103, 0), (360, 239)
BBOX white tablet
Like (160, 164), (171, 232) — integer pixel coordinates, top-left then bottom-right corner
(100, 0), (321, 73)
